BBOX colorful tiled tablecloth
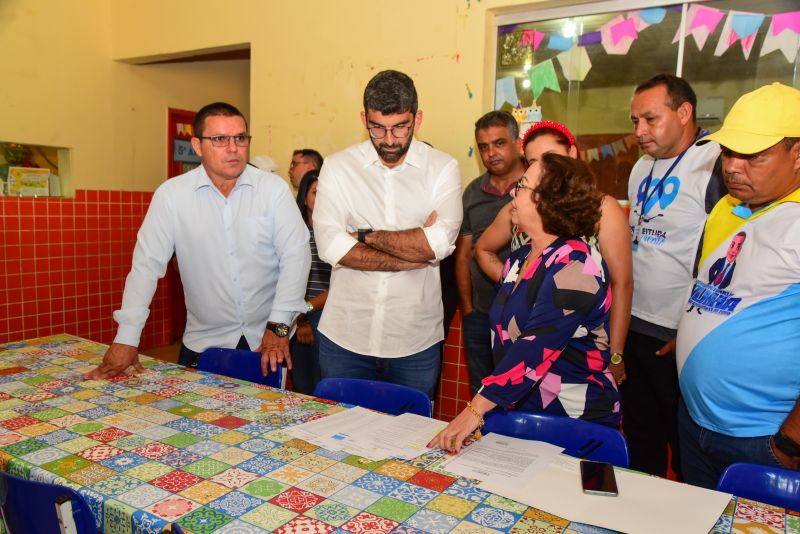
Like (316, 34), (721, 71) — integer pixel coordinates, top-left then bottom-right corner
(0, 335), (796, 533)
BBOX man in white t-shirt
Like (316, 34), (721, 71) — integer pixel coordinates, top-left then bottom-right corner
(313, 70), (462, 399)
(622, 74), (725, 478)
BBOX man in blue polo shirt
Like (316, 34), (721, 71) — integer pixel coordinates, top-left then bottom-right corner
(677, 83), (800, 488)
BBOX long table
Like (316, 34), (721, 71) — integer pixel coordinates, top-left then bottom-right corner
(0, 335), (792, 533)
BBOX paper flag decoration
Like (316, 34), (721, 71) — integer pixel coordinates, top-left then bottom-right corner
(640, 8), (667, 24)
(611, 18), (638, 45)
(773, 11), (800, 35)
(495, 77), (519, 110)
(760, 11), (800, 63)
(519, 29), (545, 51)
(586, 148), (600, 162)
(548, 34), (573, 51)
(528, 60), (561, 100)
(601, 15), (637, 54)
(556, 46), (592, 82)
(600, 144), (615, 159)
(627, 11), (652, 32)
(714, 10), (765, 60)
(578, 31), (602, 46)
(624, 134), (638, 150)
(673, 4), (724, 51)
(612, 139), (627, 155)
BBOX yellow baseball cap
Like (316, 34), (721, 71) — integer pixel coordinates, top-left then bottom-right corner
(699, 82), (800, 154)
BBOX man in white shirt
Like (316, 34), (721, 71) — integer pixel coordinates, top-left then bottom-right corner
(313, 70), (463, 399)
(623, 74), (725, 478)
(85, 102), (311, 380)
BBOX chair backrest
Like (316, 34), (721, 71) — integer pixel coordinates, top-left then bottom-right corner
(198, 348), (284, 388)
(0, 471), (96, 534)
(716, 462), (800, 510)
(313, 378), (432, 417)
(483, 410), (630, 467)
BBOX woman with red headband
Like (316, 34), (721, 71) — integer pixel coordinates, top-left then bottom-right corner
(474, 121), (632, 386)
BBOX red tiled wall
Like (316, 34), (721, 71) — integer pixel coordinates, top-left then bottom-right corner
(0, 190), (172, 349)
(434, 312), (473, 421)
(0, 190), (475, 417)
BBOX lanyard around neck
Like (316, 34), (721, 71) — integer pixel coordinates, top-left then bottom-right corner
(639, 128), (708, 211)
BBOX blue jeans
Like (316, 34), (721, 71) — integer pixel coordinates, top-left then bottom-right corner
(678, 399), (783, 489)
(462, 310), (495, 395)
(290, 311), (323, 395)
(318, 333), (441, 400)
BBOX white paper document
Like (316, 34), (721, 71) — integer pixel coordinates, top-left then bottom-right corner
(480, 454), (732, 534)
(287, 407), (447, 461)
(288, 406), (391, 451)
(356, 412), (448, 460)
(439, 433), (563, 485)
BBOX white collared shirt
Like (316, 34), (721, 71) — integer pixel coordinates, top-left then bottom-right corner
(313, 139), (463, 357)
(113, 164), (311, 352)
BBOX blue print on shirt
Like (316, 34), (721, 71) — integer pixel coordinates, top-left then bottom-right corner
(637, 175), (681, 215)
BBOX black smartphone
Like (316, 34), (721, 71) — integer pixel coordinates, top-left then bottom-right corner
(580, 460), (619, 496)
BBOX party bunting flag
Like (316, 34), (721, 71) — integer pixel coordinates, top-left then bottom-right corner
(624, 134), (638, 150)
(714, 10), (765, 59)
(601, 15), (637, 54)
(555, 46), (592, 81)
(600, 144), (615, 159)
(519, 29), (545, 51)
(612, 139), (627, 155)
(611, 18), (638, 45)
(528, 60), (561, 100)
(578, 31), (602, 46)
(640, 7), (667, 25)
(495, 77), (519, 110)
(673, 4), (724, 51)
(548, 34), (573, 51)
(760, 11), (800, 63)
(627, 11), (652, 32)
(586, 148), (600, 162)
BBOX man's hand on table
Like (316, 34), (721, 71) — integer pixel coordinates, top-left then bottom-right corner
(83, 343), (144, 379)
(257, 329), (292, 377)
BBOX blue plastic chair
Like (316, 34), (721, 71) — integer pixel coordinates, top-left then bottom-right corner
(483, 410), (630, 467)
(716, 462), (800, 510)
(0, 471), (96, 533)
(313, 378), (432, 417)
(198, 348), (285, 388)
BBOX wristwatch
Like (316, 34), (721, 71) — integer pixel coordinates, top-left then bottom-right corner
(357, 229), (373, 243)
(773, 430), (800, 457)
(305, 301), (314, 313)
(610, 352), (624, 365)
(266, 321), (290, 337)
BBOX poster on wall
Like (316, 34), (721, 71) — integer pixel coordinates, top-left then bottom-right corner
(7, 166), (50, 196)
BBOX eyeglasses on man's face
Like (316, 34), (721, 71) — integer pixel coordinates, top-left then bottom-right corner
(367, 122), (413, 140)
(198, 134), (252, 147)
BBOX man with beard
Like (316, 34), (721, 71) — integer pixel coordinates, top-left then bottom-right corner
(455, 111), (525, 394)
(312, 70), (462, 399)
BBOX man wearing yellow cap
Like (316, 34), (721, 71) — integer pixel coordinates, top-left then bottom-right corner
(676, 83), (800, 488)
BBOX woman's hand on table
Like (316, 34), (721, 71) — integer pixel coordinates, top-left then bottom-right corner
(428, 408), (482, 454)
(83, 343), (144, 379)
(428, 394), (495, 454)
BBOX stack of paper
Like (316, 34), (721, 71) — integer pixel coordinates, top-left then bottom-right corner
(287, 407), (447, 461)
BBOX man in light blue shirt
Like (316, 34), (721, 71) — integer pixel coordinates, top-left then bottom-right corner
(85, 102), (310, 380)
